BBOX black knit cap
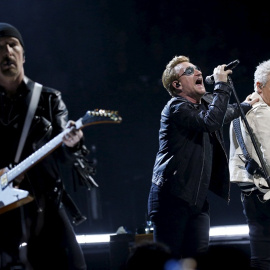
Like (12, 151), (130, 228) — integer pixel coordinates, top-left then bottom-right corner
(0, 23), (24, 48)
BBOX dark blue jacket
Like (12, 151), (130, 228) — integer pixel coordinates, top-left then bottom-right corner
(0, 76), (81, 209)
(151, 82), (251, 209)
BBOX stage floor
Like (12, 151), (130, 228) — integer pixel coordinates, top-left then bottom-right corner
(81, 232), (251, 270)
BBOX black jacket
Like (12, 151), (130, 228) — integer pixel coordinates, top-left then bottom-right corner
(0, 76), (80, 210)
(0, 77), (88, 268)
(151, 82), (251, 209)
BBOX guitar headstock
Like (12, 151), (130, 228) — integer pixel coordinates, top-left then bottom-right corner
(81, 109), (122, 127)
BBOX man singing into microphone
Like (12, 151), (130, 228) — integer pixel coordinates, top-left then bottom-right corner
(147, 55), (258, 264)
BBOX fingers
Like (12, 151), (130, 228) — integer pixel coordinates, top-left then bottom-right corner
(65, 121), (82, 139)
(250, 97), (259, 105)
(65, 120), (78, 130)
(63, 128), (83, 147)
(63, 120), (84, 147)
(213, 64), (232, 83)
(215, 64), (232, 75)
(244, 94), (259, 106)
(64, 133), (78, 143)
(247, 94), (254, 101)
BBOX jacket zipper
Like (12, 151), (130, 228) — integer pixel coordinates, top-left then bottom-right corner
(215, 130), (230, 204)
(194, 133), (205, 205)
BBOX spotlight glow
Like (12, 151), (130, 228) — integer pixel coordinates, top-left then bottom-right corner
(76, 233), (116, 244)
(210, 224), (249, 237)
(74, 225), (250, 244)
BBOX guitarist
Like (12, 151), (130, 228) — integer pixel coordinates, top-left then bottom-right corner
(0, 23), (87, 270)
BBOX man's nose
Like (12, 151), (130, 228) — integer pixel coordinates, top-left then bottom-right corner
(195, 69), (202, 76)
(4, 44), (12, 54)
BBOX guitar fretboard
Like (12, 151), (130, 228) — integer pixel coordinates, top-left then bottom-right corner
(5, 118), (83, 187)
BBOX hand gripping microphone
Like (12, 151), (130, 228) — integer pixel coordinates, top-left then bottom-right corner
(205, 59), (240, 84)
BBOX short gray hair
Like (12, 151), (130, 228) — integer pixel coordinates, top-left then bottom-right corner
(254, 60), (270, 91)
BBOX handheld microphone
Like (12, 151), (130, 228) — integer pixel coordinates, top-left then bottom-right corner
(205, 59), (240, 84)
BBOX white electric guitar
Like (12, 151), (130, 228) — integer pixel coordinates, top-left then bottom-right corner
(0, 109), (122, 215)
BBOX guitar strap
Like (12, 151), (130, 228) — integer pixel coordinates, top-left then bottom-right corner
(11, 78), (42, 244)
(14, 77), (42, 163)
(233, 117), (266, 178)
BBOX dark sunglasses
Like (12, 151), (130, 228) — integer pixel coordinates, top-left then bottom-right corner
(179, 66), (201, 78)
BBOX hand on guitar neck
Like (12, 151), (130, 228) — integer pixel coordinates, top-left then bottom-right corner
(62, 120), (84, 148)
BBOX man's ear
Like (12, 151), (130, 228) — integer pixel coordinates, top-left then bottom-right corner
(173, 81), (181, 88)
(257, 82), (263, 93)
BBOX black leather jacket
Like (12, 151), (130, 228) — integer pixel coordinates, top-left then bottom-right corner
(0, 76), (80, 209)
(151, 82), (251, 208)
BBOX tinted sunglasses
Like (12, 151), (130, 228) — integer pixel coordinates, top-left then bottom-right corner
(179, 66), (201, 78)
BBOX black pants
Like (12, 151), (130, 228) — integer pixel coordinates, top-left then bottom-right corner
(148, 183), (210, 260)
(0, 203), (87, 270)
(27, 204), (87, 270)
(242, 191), (270, 270)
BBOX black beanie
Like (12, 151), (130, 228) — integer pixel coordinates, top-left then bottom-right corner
(0, 23), (24, 48)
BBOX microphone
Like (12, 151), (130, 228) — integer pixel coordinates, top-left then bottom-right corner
(205, 59), (240, 84)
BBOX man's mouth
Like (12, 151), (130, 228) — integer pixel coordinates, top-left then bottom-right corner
(195, 78), (203, 85)
(1, 58), (15, 69)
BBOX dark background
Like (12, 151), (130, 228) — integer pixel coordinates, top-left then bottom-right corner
(1, 0), (269, 235)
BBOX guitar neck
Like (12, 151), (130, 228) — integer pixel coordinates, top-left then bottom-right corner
(7, 133), (62, 183)
(1, 110), (121, 188)
(6, 120), (82, 185)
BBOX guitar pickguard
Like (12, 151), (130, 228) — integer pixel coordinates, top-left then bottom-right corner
(0, 183), (33, 214)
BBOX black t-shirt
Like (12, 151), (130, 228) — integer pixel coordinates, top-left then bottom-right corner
(0, 84), (29, 168)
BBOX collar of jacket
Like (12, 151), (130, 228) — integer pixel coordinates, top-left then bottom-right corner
(170, 92), (212, 106)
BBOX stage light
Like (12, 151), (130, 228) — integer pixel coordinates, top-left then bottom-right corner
(75, 224), (250, 244)
(76, 233), (116, 244)
(210, 224), (249, 238)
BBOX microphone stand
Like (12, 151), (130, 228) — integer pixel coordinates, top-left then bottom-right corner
(228, 76), (270, 187)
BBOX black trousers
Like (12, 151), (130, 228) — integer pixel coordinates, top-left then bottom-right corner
(242, 191), (270, 270)
(0, 203), (87, 270)
(148, 183), (210, 260)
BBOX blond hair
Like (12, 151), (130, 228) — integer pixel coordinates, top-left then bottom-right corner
(162, 55), (190, 97)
